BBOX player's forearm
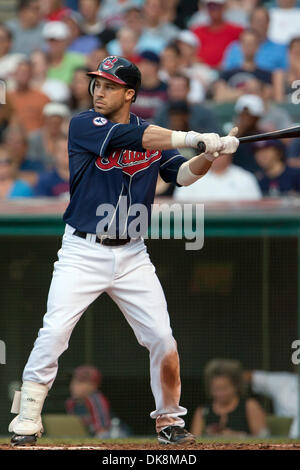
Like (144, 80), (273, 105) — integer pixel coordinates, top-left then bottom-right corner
(142, 125), (178, 150)
(142, 125), (223, 154)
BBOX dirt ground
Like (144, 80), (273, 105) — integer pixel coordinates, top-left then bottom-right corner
(1, 442), (300, 450)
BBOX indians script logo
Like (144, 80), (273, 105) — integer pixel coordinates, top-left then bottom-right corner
(102, 57), (118, 70)
(95, 150), (162, 176)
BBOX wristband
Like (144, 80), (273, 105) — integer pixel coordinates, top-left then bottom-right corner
(171, 131), (187, 148)
(176, 161), (203, 186)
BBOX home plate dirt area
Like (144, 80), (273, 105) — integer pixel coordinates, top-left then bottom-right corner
(1, 441), (300, 450)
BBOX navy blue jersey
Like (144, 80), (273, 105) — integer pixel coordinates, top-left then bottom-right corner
(257, 166), (300, 196)
(63, 109), (187, 234)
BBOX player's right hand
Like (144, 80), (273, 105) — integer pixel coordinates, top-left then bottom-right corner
(185, 131), (223, 154)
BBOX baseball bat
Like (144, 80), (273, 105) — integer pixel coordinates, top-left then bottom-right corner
(197, 125), (300, 153)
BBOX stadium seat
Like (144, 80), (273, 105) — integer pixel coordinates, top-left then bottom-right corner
(266, 415), (293, 437)
(43, 414), (89, 438)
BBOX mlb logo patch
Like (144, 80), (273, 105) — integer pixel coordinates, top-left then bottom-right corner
(93, 117), (108, 127)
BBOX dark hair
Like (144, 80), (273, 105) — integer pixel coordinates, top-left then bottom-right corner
(170, 73), (190, 89)
(0, 23), (13, 41)
(163, 42), (180, 56)
(168, 100), (189, 114)
(204, 359), (245, 398)
(289, 37), (300, 50)
(18, 0), (38, 11)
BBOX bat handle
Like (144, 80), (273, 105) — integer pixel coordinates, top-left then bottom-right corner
(197, 141), (206, 153)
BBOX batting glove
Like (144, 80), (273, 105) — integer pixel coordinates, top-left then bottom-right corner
(220, 127), (239, 154)
(185, 131), (223, 155)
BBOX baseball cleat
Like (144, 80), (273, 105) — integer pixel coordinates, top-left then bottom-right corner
(158, 426), (196, 445)
(11, 433), (37, 447)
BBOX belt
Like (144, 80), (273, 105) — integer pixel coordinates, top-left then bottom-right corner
(73, 230), (131, 246)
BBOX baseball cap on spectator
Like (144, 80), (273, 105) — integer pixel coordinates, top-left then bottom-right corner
(253, 139), (286, 154)
(72, 365), (102, 388)
(43, 102), (70, 119)
(177, 30), (200, 49)
(43, 21), (70, 41)
(234, 94), (265, 117)
(139, 50), (160, 64)
(42, 80), (71, 103)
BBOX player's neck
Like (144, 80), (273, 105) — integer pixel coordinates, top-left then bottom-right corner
(107, 107), (131, 125)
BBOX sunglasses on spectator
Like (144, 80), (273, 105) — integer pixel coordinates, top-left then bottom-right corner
(0, 159), (12, 165)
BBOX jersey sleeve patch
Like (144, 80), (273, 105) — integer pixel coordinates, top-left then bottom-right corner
(93, 116), (108, 127)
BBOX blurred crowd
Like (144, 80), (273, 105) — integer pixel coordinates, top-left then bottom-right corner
(0, 0), (300, 201)
(64, 361), (298, 439)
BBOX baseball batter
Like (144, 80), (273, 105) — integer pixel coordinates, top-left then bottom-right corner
(8, 56), (239, 446)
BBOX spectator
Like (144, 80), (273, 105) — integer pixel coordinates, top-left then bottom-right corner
(69, 68), (93, 116)
(214, 29), (273, 103)
(6, 0), (46, 56)
(191, 0), (243, 68)
(154, 74), (220, 134)
(159, 43), (181, 83)
(64, 10), (100, 55)
(107, 27), (140, 63)
(137, 0), (179, 54)
(3, 125), (45, 186)
(99, 0), (144, 31)
(231, 94), (265, 174)
(177, 30), (218, 102)
(66, 365), (112, 437)
(268, 0), (300, 46)
(41, 0), (71, 22)
(254, 140), (300, 196)
(66, 364), (131, 438)
(28, 102), (70, 168)
(174, 151), (262, 201)
(86, 45), (108, 71)
(7, 59), (50, 134)
(273, 37), (300, 103)
(43, 21), (86, 85)
(78, 0), (104, 35)
(30, 49), (71, 102)
(0, 23), (26, 82)
(78, 0), (115, 45)
(34, 133), (70, 198)
(190, 359), (268, 437)
(0, 145), (33, 199)
(0, 98), (12, 143)
(130, 51), (168, 122)
(223, 7), (288, 72)
(287, 139), (300, 168)
(244, 370), (299, 438)
(188, 0), (253, 29)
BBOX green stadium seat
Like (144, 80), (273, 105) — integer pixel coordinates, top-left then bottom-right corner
(266, 415), (293, 437)
(43, 414), (89, 438)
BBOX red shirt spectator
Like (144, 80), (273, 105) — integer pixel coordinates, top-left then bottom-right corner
(192, 0), (243, 68)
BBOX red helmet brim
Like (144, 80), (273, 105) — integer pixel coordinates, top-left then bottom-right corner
(87, 70), (127, 86)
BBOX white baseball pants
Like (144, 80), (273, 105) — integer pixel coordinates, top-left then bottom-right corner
(23, 224), (187, 432)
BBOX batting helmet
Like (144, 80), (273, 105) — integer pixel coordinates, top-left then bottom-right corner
(87, 56), (141, 102)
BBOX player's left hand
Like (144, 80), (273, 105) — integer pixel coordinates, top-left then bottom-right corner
(220, 127), (239, 154)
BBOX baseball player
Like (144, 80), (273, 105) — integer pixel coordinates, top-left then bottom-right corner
(8, 56), (239, 446)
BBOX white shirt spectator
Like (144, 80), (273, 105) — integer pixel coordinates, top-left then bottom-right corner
(251, 371), (298, 438)
(174, 164), (262, 201)
(268, 7), (300, 45)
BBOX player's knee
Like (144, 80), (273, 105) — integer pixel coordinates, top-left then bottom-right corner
(147, 332), (177, 355)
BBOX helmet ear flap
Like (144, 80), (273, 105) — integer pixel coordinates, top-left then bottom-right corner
(89, 78), (96, 96)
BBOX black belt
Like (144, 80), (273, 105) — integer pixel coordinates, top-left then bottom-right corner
(73, 230), (131, 246)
